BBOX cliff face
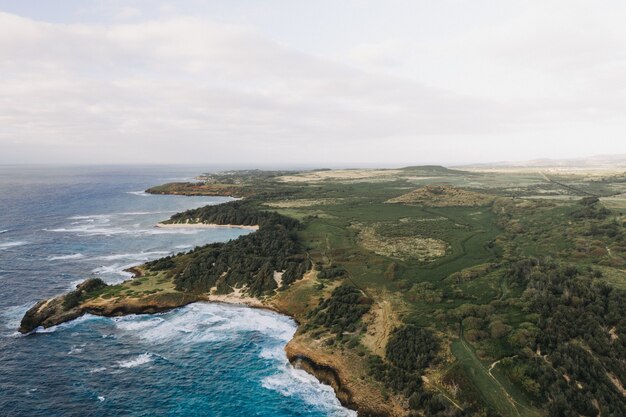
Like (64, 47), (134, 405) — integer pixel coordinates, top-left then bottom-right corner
(285, 335), (406, 417)
(20, 297), (84, 334)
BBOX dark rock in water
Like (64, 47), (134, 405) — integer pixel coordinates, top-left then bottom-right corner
(19, 295), (84, 334)
(19, 278), (106, 333)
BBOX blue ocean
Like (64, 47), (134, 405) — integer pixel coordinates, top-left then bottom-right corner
(0, 166), (353, 417)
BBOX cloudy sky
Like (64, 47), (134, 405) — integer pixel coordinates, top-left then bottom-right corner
(1, 0), (625, 166)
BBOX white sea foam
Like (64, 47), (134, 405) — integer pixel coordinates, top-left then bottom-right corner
(33, 314), (99, 334)
(259, 345), (285, 361)
(98, 396), (105, 402)
(113, 316), (165, 332)
(67, 344), (86, 355)
(126, 191), (150, 197)
(48, 253), (85, 261)
(262, 363), (357, 417)
(90, 367), (107, 374)
(0, 241), (27, 250)
(94, 251), (169, 261)
(91, 263), (136, 283)
(45, 226), (130, 236)
(110, 303), (296, 347)
(1, 304), (31, 334)
(117, 353), (153, 368)
(46, 224), (204, 236)
(0, 229), (8, 234)
(68, 214), (112, 220)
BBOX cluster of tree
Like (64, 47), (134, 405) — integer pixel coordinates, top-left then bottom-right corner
(145, 255), (176, 271)
(307, 285), (371, 335)
(369, 326), (465, 416)
(166, 200), (300, 229)
(586, 220), (624, 241)
(174, 225), (309, 296)
(63, 278), (108, 309)
(316, 264), (347, 280)
(571, 197), (611, 220)
(147, 202), (310, 297)
(197, 169), (298, 185)
(502, 258), (626, 416)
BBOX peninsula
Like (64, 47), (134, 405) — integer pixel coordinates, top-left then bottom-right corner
(21, 167), (626, 417)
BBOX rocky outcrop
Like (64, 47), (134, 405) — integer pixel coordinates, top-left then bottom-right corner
(19, 279), (200, 334)
(20, 297), (85, 334)
(285, 336), (406, 417)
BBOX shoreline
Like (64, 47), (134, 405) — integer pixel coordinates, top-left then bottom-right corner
(20, 197), (391, 416)
(155, 222), (259, 231)
(19, 274), (371, 415)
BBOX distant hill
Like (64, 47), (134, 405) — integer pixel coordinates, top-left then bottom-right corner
(457, 154), (626, 170)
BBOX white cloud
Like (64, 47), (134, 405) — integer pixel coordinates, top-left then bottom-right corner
(0, 1), (625, 165)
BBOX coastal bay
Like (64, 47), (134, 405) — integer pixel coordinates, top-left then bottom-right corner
(0, 166), (354, 417)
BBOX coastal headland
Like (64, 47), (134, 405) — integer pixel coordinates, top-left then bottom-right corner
(21, 167), (626, 417)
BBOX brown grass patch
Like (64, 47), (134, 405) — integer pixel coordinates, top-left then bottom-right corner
(387, 184), (493, 207)
(353, 223), (448, 261)
(278, 169), (402, 183)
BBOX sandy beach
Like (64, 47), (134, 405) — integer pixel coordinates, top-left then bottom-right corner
(155, 222), (259, 231)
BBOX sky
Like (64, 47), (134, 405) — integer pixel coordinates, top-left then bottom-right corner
(1, 0), (625, 166)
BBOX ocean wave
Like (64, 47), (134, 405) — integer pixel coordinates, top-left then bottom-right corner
(45, 226), (128, 236)
(48, 253), (85, 261)
(67, 344), (86, 355)
(126, 191), (150, 197)
(117, 353), (153, 368)
(32, 314), (100, 334)
(46, 224), (205, 236)
(94, 251), (170, 261)
(259, 345), (285, 361)
(91, 263), (137, 282)
(0, 304), (31, 334)
(174, 244), (193, 249)
(110, 303), (296, 346)
(115, 211), (172, 216)
(68, 214), (112, 221)
(0, 229), (8, 234)
(113, 316), (165, 331)
(262, 364), (357, 417)
(0, 241), (28, 250)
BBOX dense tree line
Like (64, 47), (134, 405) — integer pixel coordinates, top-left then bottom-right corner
(146, 255), (176, 271)
(369, 326), (466, 416)
(502, 258), (626, 416)
(571, 197), (611, 220)
(151, 202), (310, 297)
(167, 200), (300, 229)
(316, 264), (348, 280)
(63, 278), (108, 309)
(307, 285), (371, 335)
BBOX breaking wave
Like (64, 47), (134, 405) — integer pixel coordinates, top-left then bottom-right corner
(0, 241), (28, 250)
(117, 353), (153, 368)
(48, 253), (85, 261)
